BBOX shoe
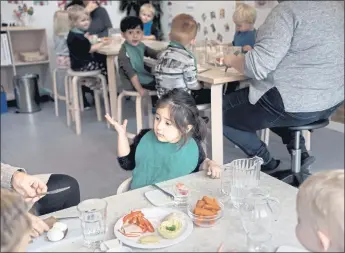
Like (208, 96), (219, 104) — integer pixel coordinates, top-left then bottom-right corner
(261, 159), (282, 175)
(300, 152), (316, 171)
(83, 101), (92, 110)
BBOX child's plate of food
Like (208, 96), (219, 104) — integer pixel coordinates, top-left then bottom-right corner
(114, 207), (193, 249)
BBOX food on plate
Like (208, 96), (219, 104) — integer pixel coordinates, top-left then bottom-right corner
(47, 228), (64, 242)
(138, 235), (161, 244)
(176, 183), (189, 195)
(52, 222), (68, 232)
(119, 210), (155, 237)
(158, 212), (183, 239)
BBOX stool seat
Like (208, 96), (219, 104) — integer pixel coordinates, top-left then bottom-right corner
(288, 119), (329, 131)
(67, 69), (101, 77)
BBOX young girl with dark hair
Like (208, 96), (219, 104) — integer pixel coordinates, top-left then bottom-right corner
(106, 89), (221, 190)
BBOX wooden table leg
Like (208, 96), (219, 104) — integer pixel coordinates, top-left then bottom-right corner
(211, 84), (224, 165)
(106, 55), (118, 120)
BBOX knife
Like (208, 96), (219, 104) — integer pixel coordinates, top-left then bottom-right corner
(152, 184), (175, 200)
(38, 186), (71, 197)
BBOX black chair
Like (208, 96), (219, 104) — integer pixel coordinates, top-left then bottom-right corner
(277, 119), (329, 187)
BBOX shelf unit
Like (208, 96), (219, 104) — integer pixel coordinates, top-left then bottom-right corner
(1, 26), (51, 101)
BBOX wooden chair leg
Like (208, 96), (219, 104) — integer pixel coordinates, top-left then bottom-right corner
(98, 74), (110, 128)
(53, 68), (59, 117)
(147, 96), (153, 129)
(136, 96), (143, 134)
(78, 84), (84, 112)
(72, 76), (81, 135)
(94, 91), (102, 122)
(117, 92), (125, 124)
(64, 75), (71, 127)
(303, 130), (311, 151)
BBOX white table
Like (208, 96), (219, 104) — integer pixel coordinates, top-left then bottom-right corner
(29, 170), (304, 252)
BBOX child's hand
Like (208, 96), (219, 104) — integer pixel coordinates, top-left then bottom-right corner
(105, 114), (127, 135)
(242, 45), (252, 52)
(223, 54), (236, 67)
(138, 88), (148, 97)
(202, 158), (221, 178)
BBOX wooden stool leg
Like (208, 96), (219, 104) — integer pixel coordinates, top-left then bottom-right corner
(117, 92), (125, 124)
(136, 96), (143, 134)
(79, 84), (84, 112)
(94, 91), (102, 121)
(72, 76), (82, 135)
(65, 75), (71, 126)
(147, 96), (153, 129)
(99, 75), (110, 128)
(303, 130), (311, 151)
(53, 68), (59, 117)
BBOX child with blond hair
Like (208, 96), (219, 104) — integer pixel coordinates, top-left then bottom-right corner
(296, 170), (344, 252)
(232, 3), (257, 52)
(53, 10), (70, 68)
(139, 3), (159, 40)
(154, 14), (210, 105)
(1, 189), (32, 252)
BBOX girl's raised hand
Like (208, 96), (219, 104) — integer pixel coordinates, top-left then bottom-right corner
(105, 114), (127, 135)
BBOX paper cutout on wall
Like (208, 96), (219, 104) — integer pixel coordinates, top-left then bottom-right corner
(203, 27), (208, 36)
(210, 24), (216, 33)
(217, 33), (223, 43)
(210, 11), (216, 20)
(201, 13), (207, 22)
(33, 1), (49, 6)
(224, 23), (230, 32)
(220, 8), (225, 19)
(197, 22), (201, 32)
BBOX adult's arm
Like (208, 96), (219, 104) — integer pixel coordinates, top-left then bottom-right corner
(244, 3), (294, 80)
(1, 163), (26, 189)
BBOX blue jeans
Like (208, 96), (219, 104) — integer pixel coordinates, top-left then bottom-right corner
(223, 87), (342, 164)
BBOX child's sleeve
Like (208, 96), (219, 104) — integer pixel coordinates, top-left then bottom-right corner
(183, 61), (202, 90)
(117, 129), (151, 170)
(118, 46), (136, 80)
(144, 46), (160, 60)
(193, 139), (206, 173)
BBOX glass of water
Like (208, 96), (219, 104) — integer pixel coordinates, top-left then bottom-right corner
(108, 28), (122, 44)
(77, 199), (108, 249)
(246, 230), (273, 252)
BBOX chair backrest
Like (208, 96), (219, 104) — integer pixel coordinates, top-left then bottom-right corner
(116, 177), (132, 195)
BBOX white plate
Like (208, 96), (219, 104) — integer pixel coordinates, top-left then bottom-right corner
(144, 189), (175, 207)
(276, 246), (309, 252)
(114, 207), (193, 249)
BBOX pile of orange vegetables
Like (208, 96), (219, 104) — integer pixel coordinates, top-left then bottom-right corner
(193, 196), (221, 225)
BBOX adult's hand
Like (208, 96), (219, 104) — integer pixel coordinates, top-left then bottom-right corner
(28, 213), (50, 238)
(12, 172), (47, 203)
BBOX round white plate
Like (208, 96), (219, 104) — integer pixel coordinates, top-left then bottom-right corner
(114, 207), (193, 249)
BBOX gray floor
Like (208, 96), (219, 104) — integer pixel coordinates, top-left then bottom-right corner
(1, 100), (344, 201)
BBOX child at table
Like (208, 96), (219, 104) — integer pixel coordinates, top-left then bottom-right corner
(154, 14), (210, 105)
(66, 5), (110, 108)
(1, 189), (32, 252)
(296, 170), (344, 252)
(53, 10), (70, 68)
(105, 89), (221, 190)
(118, 16), (160, 96)
(139, 3), (159, 41)
(232, 3), (257, 53)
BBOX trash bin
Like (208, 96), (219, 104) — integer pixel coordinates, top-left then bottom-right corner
(13, 74), (41, 113)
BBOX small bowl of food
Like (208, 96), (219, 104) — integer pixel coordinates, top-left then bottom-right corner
(187, 195), (224, 228)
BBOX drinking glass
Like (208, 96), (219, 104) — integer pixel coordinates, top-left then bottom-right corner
(246, 230), (273, 252)
(108, 28), (122, 44)
(78, 199), (108, 249)
(227, 157), (263, 208)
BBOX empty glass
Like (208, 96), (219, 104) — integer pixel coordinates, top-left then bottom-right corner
(240, 187), (280, 234)
(108, 28), (122, 44)
(246, 230), (273, 252)
(78, 199), (107, 249)
(222, 157), (263, 208)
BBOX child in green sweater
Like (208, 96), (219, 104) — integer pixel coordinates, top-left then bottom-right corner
(106, 89), (221, 190)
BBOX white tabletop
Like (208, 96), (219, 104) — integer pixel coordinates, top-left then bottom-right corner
(28, 171), (304, 252)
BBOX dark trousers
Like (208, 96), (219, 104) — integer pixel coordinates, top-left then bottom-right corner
(223, 87), (342, 164)
(36, 174), (80, 215)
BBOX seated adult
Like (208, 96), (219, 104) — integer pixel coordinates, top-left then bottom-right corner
(1, 162), (80, 237)
(222, 1), (344, 173)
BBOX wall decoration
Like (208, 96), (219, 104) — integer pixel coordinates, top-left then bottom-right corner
(224, 23), (230, 32)
(210, 11), (216, 19)
(197, 22), (201, 32)
(217, 33), (223, 43)
(210, 24), (216, 33)
(220, 8), (225, 19)
(201, 13), (207, 22)
(13, 3), (34, 26)
(203, 27), (208, 36)
(33, 1), (49, 6)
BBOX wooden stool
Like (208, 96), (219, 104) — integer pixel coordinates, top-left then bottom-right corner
(64, 69), (110, 135)
(117, 90), (156, 135)
(52, 67), (68, 117)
